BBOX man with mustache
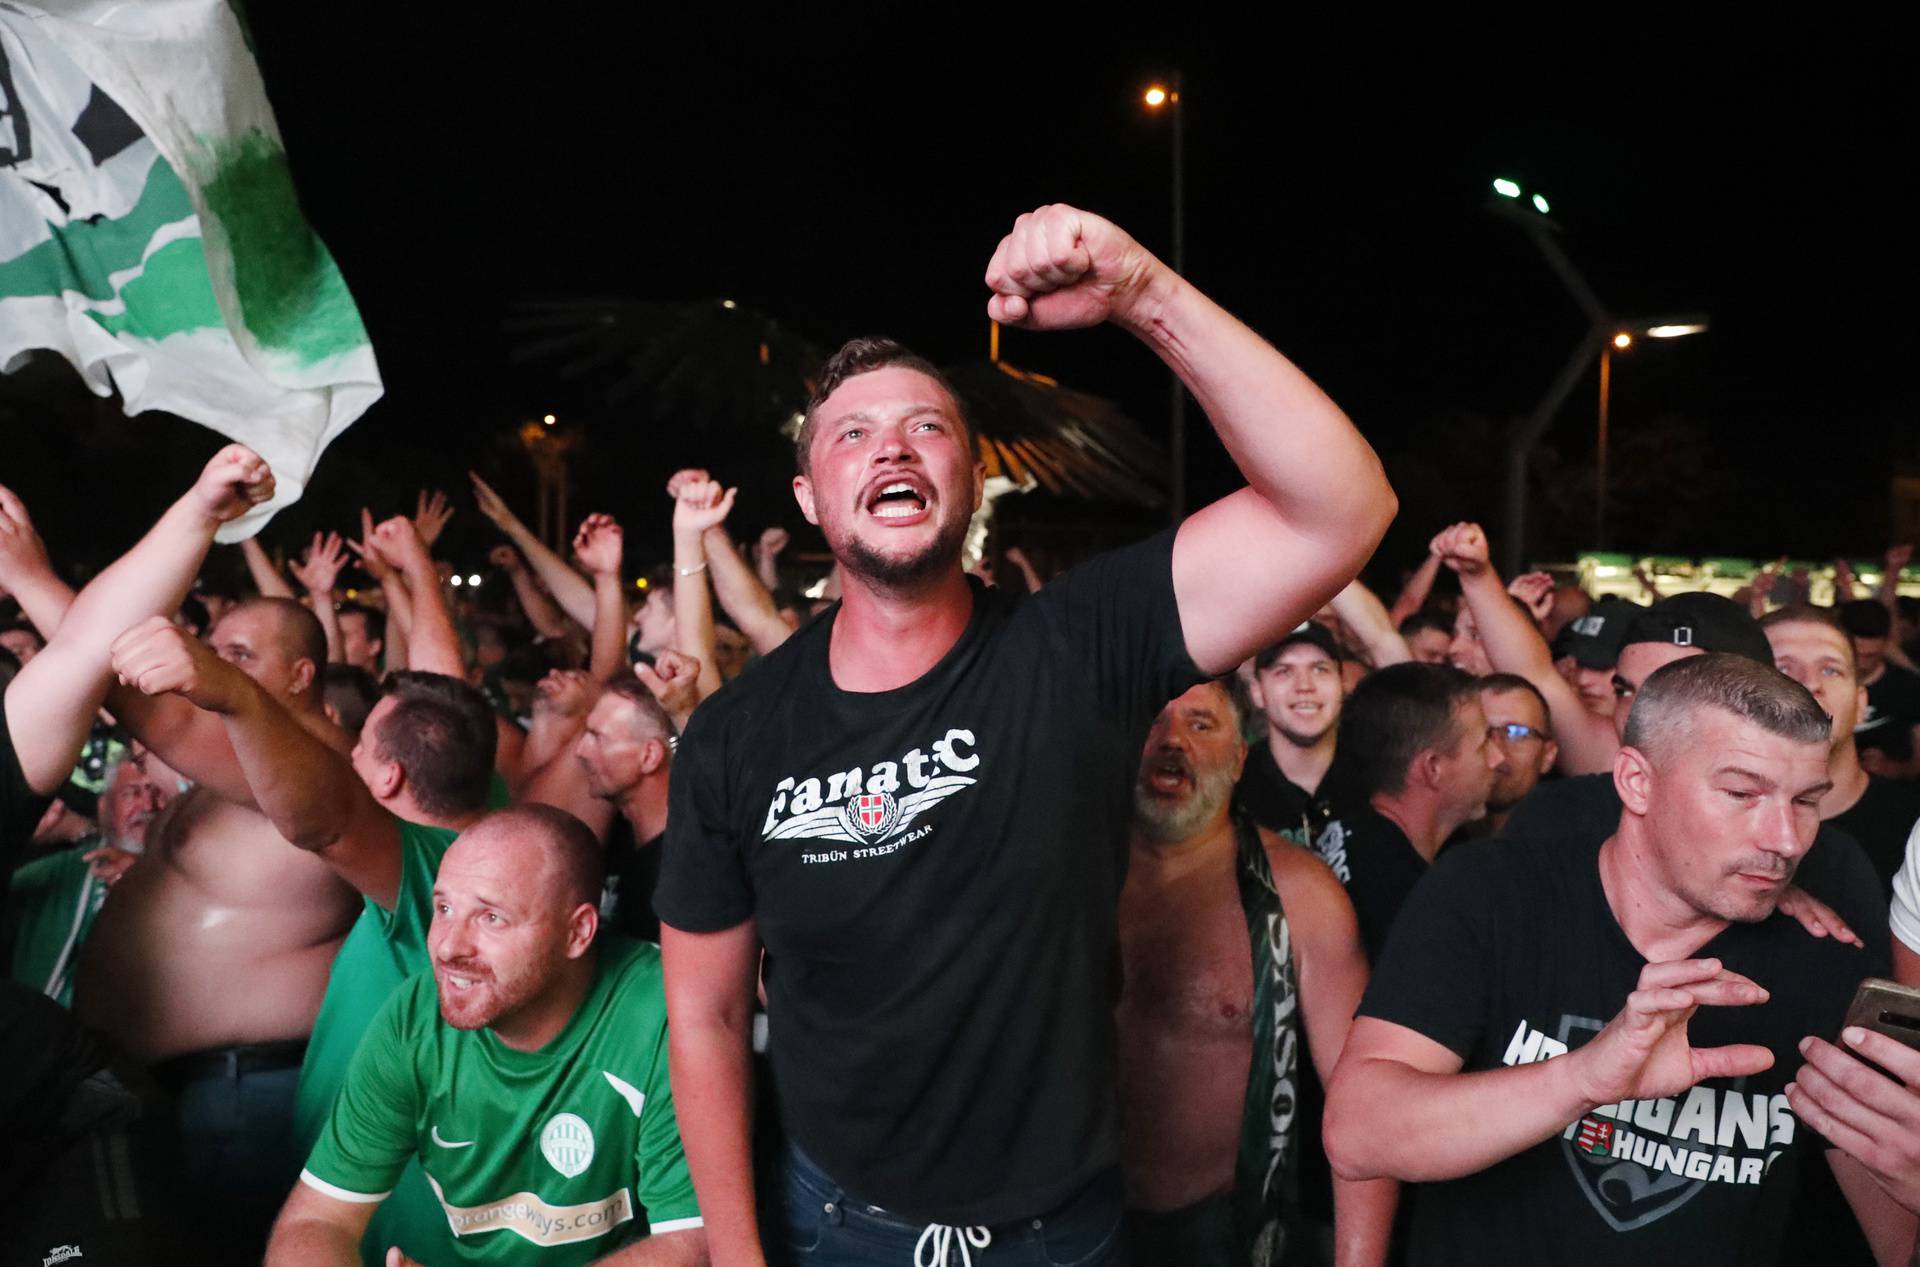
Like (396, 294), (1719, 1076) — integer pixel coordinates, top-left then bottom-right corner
(266, 805), (705, 1266)
(1326, 655), (1916, 1265)
(655, 203), (1396, 1264)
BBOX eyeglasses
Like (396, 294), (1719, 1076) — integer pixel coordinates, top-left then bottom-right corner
(1490, 722), (1546, 743)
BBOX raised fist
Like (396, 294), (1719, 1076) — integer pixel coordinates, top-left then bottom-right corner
(1430, 523), (1491, 577)
(0, 484), (51, 585)
(984, 204), (1159, 332)
(636, 648), (702, 724)
(368, 516), (431, 574)
(110, 616), (242, 712)
(755, 526), (790, 560)
(488, 544), (524, 573)
(665, 468), (713, 501)
(1508, 571), (1556, 623)
(673, 478), (737, 537)
(190, 445), (275, 524)
(534, 668), (596, 719)
(572, 514), (625, 577)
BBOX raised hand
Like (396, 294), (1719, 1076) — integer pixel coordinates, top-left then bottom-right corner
(82, 844), (138, 886)
(1887, 543), (1913, 577)
(533, 668), (596, 720)
(488, 544), (524, 574)
(983, 204), (1161, 331)
(368, 515), (433, 576)
(672, 477), (737, 537)
(755, 526), (790, 560)
(636, 648), (702, 723)
(289, 531), (348, 596)
(665, 468), (713, 501)
(347, 508), (394, 583)
(1507, 571), (1556, 623)
(1568, 958), (1774, 1107)
(0, 483), (52, 589)
(189, 445), (275, 525)
(109, 616), (246, 713)
(414, 489), (456, 548)
(468, 471), (521, 532)
(1430, 522), (1491, 577)
(572, 513), (625, 578)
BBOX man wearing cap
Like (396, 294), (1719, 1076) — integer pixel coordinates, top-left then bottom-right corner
(1551, 595), (1638, 722)
(1239, 625), (1344, 844)
(1839, 600), (1920, 779)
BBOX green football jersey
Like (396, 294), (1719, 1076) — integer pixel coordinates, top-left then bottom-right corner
(6, 843), (107, 1007)
(303, 937), (700, 1263)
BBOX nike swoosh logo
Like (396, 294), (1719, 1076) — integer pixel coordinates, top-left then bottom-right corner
(603, 1071), (646, 1117)
(431, 1126), (474, 1149)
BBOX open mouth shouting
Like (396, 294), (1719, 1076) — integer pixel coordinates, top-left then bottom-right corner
(1141, 751), (1194, 798)
(862, 474), (932, 526)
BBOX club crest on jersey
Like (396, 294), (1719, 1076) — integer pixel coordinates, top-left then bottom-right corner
(540, 1112), (595, 1178)
(761, 727), (981, 849)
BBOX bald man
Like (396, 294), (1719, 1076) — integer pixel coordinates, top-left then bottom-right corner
(267, 806), (706, 1266)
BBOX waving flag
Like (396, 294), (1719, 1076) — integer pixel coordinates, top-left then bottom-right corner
(0, 0), (380, 538)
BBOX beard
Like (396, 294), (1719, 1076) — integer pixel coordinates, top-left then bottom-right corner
(831, 505), (972, 593)
(436, 959), (538, 1032)
(1133, 752), (1240, 843)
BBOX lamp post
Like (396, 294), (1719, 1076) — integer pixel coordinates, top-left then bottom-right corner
(1144, 75), (1185, 522)
(1594, 321), (1707, 550)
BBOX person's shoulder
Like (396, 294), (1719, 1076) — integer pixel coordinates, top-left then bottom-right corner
(1869, 775), (1920, 813)
(8, 843), (88, 888)
(680, 620), (825, 737)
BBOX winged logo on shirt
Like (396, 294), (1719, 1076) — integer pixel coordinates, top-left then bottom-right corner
(766, 775), (973, 845)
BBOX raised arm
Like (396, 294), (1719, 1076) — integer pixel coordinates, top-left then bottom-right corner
(662, 918), (766, 1267)
(289, 531), (348, 663)
(1433, 522), (1617, 774)
(1326, 957), (1772, 1183)
(109, 616), (403, 906)
(573, 514), (632, 683)
(370, 517), (463, 678)
(668, 474), (732, 700)
(984, 205), (1396, 675)
(752, 525), (788, 594)
(470, 471), (596, 627)
(5, 448), (272, 794)
(239, 536), (296, 599)
(1387, 551), (1443, 628)
(493, 544), (574, 641)
(662, 472), (791, 657)
(1327, 578), (1410, 669)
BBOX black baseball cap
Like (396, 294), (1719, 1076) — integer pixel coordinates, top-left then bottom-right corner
(1553, 596), (1638, 670)
(1620, 592), (1773, 666)
(1255, 622), (1343, 670)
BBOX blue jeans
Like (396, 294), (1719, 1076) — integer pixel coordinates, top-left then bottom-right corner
(771, 1145), (1128, 1266)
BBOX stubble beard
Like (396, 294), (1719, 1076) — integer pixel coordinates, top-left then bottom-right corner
(832, 506), (971, 594)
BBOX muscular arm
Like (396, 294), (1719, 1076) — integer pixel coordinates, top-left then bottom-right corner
(1270, 841), (1395, 1267)
(662, 919), (766, 1267)
(705, 528), (793, 657)
(1327, 578), (1410, 670)
(263, 1183), (375, 1267)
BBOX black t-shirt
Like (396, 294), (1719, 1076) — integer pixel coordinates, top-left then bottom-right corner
(1360, 834), (1884, 1266)
(654, 532), (1201, 1224)
(1857, 664), (1920, 761)
(1502, 774), (1892, 963)
(1310, 800), (1428, 966)
(1826, 776), (1920, 895)
(603, 823), (663, 943)
(1236, 739), (1316, 841)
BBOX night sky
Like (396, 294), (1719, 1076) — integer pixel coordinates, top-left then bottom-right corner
(2, 27), (1910, 585)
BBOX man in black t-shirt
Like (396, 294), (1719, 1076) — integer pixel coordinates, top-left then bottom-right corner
(574, 678), (675, 941)
(1840, 600), (1920, 779)
(1239, 624), (1343, 843)
(1311, 662), (1500, 963)
(1324, 654), (1918, 1265)
(1764, 606), (1920, 893)
(653, 205), (1396, 1264)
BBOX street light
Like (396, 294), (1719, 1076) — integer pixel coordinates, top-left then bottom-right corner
(1612, 332), (1633, 350)
(1595, 316), (1708, 548)
(1143, 74), (1186, 521)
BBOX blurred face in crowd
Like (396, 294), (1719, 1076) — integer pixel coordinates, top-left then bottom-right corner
(1575, 663), (1618, 719)
(209, 605), (313, 704)
(1611, 643), (1700, 743)
(1133, 683), (1246, 844)
(1432, 697), (1501, 827)
(1253, 644), (1342, 747)
(573, 693), (661, 802)
(1479, 686), (1558, 813)
(1767, 621), (1863, 749)
(794, 366), (983, 591)
(1405, 626), (1452, 665)
(1449, 608), (1493, 677)
(633, 588), (676, 657)
(337, 610), (382, 672)
(429, 827), (583, 1034)
(1851, 633), (1887, 681)
(100, 752), (179, 850)
(714, 625), (750, 681)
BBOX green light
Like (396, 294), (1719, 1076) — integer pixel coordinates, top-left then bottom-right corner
(1493, 178), (1522, 198)
(1531, 193), (1551, 214)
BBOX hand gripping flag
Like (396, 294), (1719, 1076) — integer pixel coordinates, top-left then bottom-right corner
(0, 1), (380, 539)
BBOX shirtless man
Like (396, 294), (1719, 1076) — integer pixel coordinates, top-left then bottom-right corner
(4, 472), (364, 1261)
(1120, 680), (1388, 1266)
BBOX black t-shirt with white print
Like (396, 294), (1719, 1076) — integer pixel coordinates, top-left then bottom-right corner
(654, 531), (1202, 1226)
(1359, 833), (1884, 1266)
(1310, 799), (1428, 966)
(1857, 664), (1920, 761)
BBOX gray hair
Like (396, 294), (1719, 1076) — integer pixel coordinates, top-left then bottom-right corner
(1623, 653), (1831, 760)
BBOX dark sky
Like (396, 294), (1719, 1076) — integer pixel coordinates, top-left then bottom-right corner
(3, 26), (1911, 579)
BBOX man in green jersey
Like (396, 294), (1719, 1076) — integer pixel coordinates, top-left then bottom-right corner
(265, 805), (706, 1266)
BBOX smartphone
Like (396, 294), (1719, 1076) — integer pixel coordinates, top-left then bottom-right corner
(1843, 978), (1920, 1052)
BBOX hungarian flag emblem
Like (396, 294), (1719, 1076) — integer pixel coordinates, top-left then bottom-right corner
(848, 791), (899, 841)
(1575, 1116), (1614, 1156)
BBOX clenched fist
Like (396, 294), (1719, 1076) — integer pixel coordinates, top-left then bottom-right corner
(190, 445), (275, 525)
(110, 616), (245, 713)
(1430, 522), (1491, 577)
(573, 514), (625, 578)
(984, 204), (1162, 332)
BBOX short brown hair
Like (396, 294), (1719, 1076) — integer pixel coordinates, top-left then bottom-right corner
(795, 336), (970, 476)
(232, 596), (327, 671)
(376, 672), (498, 816)
(1623, 653), (1831, 760)
(1760, 604), (1857, 673)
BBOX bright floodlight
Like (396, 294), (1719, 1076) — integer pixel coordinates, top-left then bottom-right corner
(450, 575), (464, 587)
(467, 574), (482, 587)
(1646, 323), (1708, 339)
(1144, 85), (1168, 107)
(1531, 193), (1550, 214)
(1612, 332), (1633, 349)
(1493, 178), (1522, 198)
(542, 413), (556, 425)
(721, 299), (737, 310)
